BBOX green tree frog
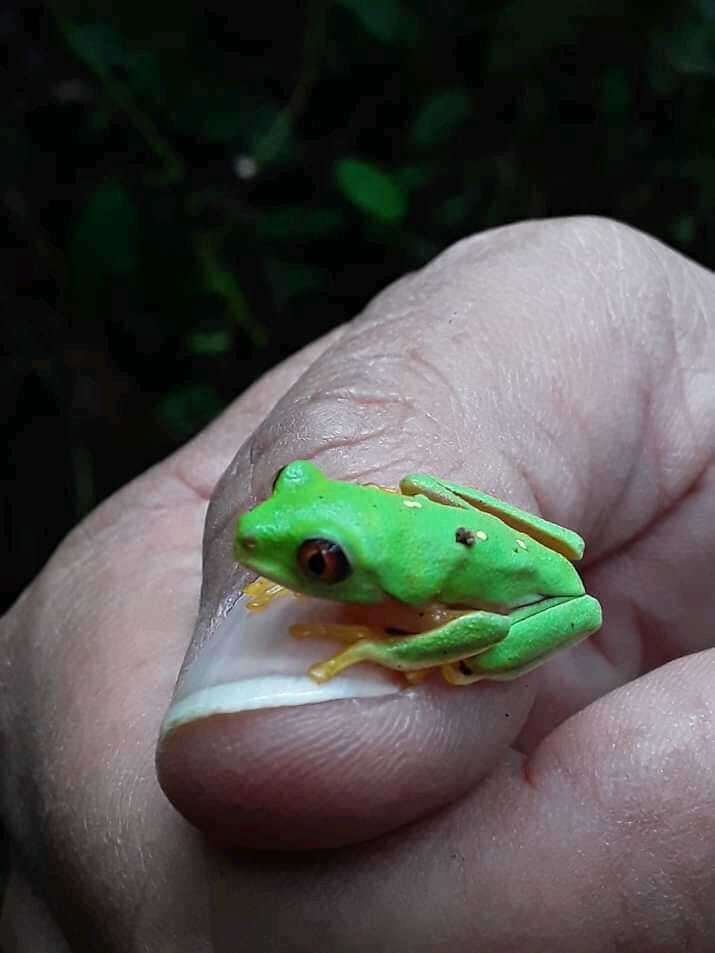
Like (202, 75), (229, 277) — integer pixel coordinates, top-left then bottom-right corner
(234, 461), (602, 685)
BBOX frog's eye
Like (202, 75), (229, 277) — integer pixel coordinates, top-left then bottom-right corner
(297, 538), (351, 584)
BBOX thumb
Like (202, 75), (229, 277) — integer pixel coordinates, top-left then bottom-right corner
(156, 216), (714, 849)
(157, 227), (553, 849)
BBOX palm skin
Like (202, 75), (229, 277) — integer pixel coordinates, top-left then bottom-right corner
(1, 218), (713, 952)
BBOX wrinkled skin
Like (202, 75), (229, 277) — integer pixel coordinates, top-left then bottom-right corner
(1, 218), (714, 952)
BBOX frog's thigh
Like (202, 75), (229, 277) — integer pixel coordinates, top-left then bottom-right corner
(444, 594), (602, 684)
(308, 611), (511, 683)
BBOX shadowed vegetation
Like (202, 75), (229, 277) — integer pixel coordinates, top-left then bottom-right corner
(3, 0), (715, 605)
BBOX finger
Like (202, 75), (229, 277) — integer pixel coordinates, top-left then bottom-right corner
(158, 216), (715, 848)
(0, 330), (344, 946)
(518, 461), (715, 750)
(159, 679), (536, 848)
(210, 649), (715, 953)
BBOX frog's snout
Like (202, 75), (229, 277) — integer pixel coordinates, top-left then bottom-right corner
(234, 513), (260, 561)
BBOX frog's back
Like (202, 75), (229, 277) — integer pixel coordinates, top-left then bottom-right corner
(375, 491), (584, 609)
(400, 472), (585, 560)
(443, 503), (584, 608)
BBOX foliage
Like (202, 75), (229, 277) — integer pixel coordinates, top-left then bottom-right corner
(2, 0), (715, 604)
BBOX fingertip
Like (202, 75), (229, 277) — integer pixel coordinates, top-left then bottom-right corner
(156, 680), (536, 849)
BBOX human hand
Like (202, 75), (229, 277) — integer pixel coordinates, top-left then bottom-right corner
(2, 218), (713, 951)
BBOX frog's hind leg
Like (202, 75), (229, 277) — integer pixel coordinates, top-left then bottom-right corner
(442, 594), (602, 684)
(308, 610), (511, 683)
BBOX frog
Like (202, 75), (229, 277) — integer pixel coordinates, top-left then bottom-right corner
(234, 460), (602, 685)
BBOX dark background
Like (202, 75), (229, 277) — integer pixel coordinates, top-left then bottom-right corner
(3, 0), (715, 611)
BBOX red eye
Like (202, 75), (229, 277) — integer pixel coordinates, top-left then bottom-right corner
(297, 539), (351, 583)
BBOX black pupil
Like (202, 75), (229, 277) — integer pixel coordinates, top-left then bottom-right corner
(308, 551), (326, 576)
(299, 538), (350, 583)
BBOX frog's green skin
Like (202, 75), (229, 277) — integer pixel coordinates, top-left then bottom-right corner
(234, 461), (602, 684)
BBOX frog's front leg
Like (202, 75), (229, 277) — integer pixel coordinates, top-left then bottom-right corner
(308, 610), (511, 683)
(442, 594), (602, 684)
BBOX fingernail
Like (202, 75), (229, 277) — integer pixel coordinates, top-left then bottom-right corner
(160, 590), (402, 738)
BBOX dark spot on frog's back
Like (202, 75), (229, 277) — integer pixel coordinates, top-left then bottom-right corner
(455, 527), (475, 547)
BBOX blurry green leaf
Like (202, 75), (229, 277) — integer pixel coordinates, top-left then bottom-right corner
(121, 46), (162, 101)
(252, 111), (295, 164)
(336, 0), (418, 45)
(600, 67), (631, 116)
(662, 17), (715, 76)
(433, 194), (470, 226)
(683, 155), (715, 198)
(670, 214), (696, 244)
(201, 108), (242, 143)
(646, 55), (679, 95)
(400, 232), (441, 264)
(61, 20), (121, 77)
(72, 182), (138, 275)
(180, 94), (293, 154)
(393, 163), (434, 191)
(72, 444), (95, 516)
(265, 260), (325, 307)
(187, 329), (233, 355)
(186, 189), (224, 216)
(170, 88), (242, 141)
(58, 16), (182, 182)
(335, 158), (407, 223)
(61, 20), (161, 97)
(88, 107), (112, 132)
(196, 236), (266, 346)
(101, 0), (194, 40)
(156, 383), (224, 441)
(411, 90), (471, 148)
(522, 86), (547, 120)
(489, 0), (598, 69)
(257, 207), (345, 241)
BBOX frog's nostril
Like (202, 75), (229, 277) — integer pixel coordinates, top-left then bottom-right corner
(236, 513), (258, 553)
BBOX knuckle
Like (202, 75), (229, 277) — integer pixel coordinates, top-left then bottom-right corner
(245, 381), (418, 490)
